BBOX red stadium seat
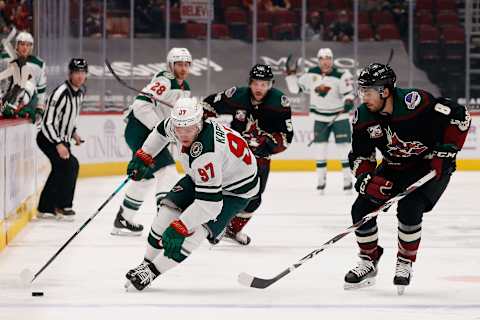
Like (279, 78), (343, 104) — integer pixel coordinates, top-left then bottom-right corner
(308, 0), (328, 12)
(416, 12), (433, 25)
(371, 10), (395, 25)
(436, 0), (456, 12)
(272, 23), (296, 40)
(224, 7), (248, 38)
(211, 23), (230, 39)
(290, 0), (303, 9)
(254, 10), (273, 25)
(323, 11), (337, 27)
(436, 12), (460, 27)
(247, 23), (270, 41)
(219, 0), (242, 8)
(358, 24), (375, 41)
(442, 26), (465, 60)
(377, 24), (401, 40)
(185, 23), (206, 39)
(330, 0), (349, 10)
(417, 25), (441, 63)
(272, 10), (297, 25)
(358, 12), (370, 25)
(416, 0), (434, 11)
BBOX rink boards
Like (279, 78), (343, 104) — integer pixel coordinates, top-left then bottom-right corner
(74, 113), (480, 177)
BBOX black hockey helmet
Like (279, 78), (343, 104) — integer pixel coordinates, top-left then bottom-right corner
(357, 63), (396, 90)
(68, 58), (88, 73)
(249, 64), (274, 82)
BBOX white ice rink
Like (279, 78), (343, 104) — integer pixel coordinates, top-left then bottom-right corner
(0, 172), (479, 320)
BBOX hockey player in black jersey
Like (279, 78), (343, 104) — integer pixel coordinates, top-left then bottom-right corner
(203, 64), (294, 245)
(345, 63), (471, 295)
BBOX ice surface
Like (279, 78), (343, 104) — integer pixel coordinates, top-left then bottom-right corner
(1, 172), (479, 320)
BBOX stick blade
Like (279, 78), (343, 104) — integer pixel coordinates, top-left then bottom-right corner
(238, 272), (255, 287)
(19, 268), (34, 286)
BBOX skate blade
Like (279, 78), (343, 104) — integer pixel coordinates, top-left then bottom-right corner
(396, 285), (406, 295)
(111, 228), (142, 237)
(124, 280), (133, 291)
(57, 215), (75, 222)
(36, 212), (57, 220)
(344, 278), (376, 290)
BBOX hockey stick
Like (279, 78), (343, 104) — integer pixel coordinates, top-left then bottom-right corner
(386, 48), (394, 65)
(238, 170), (436, 289)
(307, 114), (340, 147)
(104, 59), (173, 108)
(20, 177), (130, 284)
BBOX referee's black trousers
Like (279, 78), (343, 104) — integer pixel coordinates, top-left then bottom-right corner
(37, 131), (79, 213)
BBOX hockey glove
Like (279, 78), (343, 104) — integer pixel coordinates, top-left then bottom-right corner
(343, 99), (354, 113)
(18, 106), (44, 123)
(1, 101), (16, 118)
(431, 144), (458, 180)
(162, 220), (192, 261)
(250, 135), (276, 158)
(355, 173), (394, 204)
(127, 149), (154, 181)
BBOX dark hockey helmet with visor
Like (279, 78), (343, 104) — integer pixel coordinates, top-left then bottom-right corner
(249, 64), (274, 85)
(68, 58), (88, 73)
(357, 63), (396, 98)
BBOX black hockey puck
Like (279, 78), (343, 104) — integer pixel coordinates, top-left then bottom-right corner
(32, 291), (44, 297)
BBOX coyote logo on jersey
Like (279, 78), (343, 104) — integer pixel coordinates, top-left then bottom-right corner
(386, 127), (428, 158)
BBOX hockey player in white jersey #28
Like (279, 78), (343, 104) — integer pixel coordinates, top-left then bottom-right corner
(124, 98), (259, 291)
(111, 48), (192, 236)
(285, 48), (354, 194)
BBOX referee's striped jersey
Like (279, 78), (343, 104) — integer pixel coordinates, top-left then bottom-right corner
(41, 81), (83, 144)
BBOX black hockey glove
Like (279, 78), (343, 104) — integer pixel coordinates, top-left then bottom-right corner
(249, 135), (276, 158)
(355, 173), (394, 205)
(431, 144), (458, 180)
(343, 99), (354, 113)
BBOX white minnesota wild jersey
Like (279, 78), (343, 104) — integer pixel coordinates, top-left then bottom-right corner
(128, 70), (191, 130)
(0, 52), (47, 107)
(141, 118), (259, 231)
(297, 66), (354, 121)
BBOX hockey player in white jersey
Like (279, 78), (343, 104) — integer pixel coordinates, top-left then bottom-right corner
(0, 31), (47, 122)
(124, 98), (259, 291)
(286, 48), (354, 194)
(111, 48), (192, 236)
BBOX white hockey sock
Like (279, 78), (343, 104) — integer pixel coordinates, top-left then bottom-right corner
(145, 203), (181, 262)
(316, 142), (328, 186)
(121, 179), (154, 222)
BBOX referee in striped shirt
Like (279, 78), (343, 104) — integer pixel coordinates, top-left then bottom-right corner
(36, 58), (88, 220)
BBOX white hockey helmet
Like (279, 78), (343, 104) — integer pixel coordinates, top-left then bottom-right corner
(317, 48), (333, 59)
(16, 31), (34, 46)
(167, 47), (192, 72)
(171, 97), (204, 128)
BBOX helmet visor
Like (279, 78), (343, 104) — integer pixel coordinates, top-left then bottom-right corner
(357, 85), (385, 99)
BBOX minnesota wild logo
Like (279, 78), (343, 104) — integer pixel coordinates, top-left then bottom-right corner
(314, 84), (331, 97)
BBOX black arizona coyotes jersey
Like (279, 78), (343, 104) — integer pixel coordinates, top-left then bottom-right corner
(350, 87), (471, 177)
(203, 86), (294, 157)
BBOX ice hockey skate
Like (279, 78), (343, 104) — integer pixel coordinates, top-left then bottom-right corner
(316, 183), (326, 195)
(125, 261), (160, 291)
(224, 228), (251, 245)
(111, 207), (143, 236)
(393, 256), (413, 295)
(344, 247), (383, 290)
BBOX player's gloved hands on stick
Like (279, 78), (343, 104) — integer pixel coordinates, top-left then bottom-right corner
(431, 144), (458, 180)
(250, 135), (276, 158)
(2, 101), (17, 118)
(343, 99), (354, 113)
(355, 173), (394, 204)
(18, 106), (44, 123)
(127, 149), (154, 181)
(162, 220), (192, 261)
